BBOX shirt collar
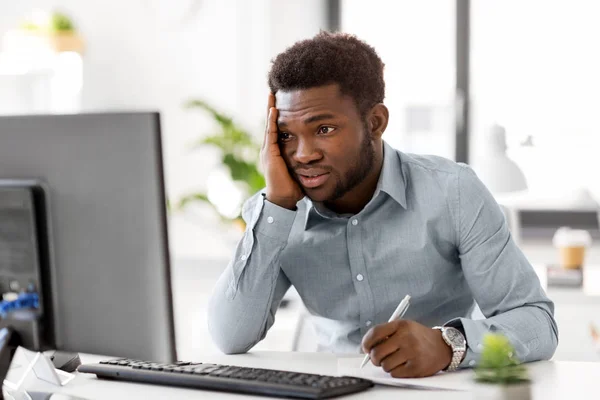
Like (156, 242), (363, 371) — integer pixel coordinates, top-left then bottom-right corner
(303, 141), (407, 230)
(378, 141), (408, 209)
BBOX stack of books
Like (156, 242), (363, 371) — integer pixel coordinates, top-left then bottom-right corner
(546, 265), (583, 288)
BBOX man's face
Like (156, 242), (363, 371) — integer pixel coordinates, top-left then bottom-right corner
(276, 84), (375, 203)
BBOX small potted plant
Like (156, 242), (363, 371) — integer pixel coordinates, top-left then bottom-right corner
(3, 9), (84, 54)
(473, 333), (531, 400)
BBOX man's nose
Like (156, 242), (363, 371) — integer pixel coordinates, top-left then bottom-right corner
(293, 138), (322, 164)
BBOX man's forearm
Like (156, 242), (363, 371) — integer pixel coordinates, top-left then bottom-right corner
(446, 302), (558, 368)
(207, 198), (296, 354)
(452, 165), (558, 368)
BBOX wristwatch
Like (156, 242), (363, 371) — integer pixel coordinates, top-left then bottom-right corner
(433, 326), (466, 372)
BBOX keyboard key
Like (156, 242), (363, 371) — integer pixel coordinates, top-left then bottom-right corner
(192, 364), (219, 375)
(208, 367), (233, 376)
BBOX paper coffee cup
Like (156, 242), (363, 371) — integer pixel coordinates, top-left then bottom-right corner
(552, 227), (592, 269)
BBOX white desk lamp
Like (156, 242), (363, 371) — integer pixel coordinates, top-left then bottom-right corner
(473, 124), (527, 194)
(473, 124), (528, 243)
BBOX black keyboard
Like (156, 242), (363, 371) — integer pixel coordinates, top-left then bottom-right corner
(77, 358), (374, 399)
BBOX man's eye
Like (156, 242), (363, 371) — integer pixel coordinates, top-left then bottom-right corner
(318, 126), (335, 135)
(278, 132), (291, 142)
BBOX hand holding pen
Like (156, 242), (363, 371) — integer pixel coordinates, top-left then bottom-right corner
(360, 295), (411, 368)
(360, 295), (454, 378)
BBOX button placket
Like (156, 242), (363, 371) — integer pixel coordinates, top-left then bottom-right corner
(346, 216), (375, 335)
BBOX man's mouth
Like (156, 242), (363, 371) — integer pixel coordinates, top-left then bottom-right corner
(296, 171), (330, 189)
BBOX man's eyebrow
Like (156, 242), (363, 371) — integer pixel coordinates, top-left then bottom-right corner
(278, 113), (337, 128)
(304, 113), (336, 124)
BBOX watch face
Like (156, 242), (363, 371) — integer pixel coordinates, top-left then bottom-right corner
(445, 327), (466, 347)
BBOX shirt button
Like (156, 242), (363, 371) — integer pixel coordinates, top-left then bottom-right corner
(240, 255), (247, 261)
(469, 360), (476, 367)
(356, 274), (364, 282)
(267, 216), (274, 224)
(365, 320), (372, 327)
(351, 219), (358, 226)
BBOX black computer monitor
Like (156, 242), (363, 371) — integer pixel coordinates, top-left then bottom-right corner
(0, 112), (176, 362)
(0, 180), (55, 351)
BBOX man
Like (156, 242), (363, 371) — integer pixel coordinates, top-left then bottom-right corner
(208, 32), (557, 378)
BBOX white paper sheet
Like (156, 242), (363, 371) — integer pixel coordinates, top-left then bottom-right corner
(337, 357), (475, 391)
(4, 347), (74, 391)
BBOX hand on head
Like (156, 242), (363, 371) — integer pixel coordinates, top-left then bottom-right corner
(261, 93), (304, 210)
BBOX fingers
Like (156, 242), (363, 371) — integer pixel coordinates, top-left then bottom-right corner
(379, 348), (410, 374)
(263, 93), (278, 150)
(267, 92), (275, 114)
(368, 332), (402, 367)
(266, 107), (279, 147)
(389, 360), (422, 378)
(367, 329), (422, 378)
(364, 320), (443, 378)
(361, 320), (404, 354)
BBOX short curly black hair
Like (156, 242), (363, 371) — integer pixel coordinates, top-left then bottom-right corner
(268, 31), (385, 119)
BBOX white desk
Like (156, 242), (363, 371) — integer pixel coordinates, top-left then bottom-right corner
(494, 190), (599, 245)
(15, 351), (600, 399)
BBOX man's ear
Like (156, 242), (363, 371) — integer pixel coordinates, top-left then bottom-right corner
(367, 104), (389, 139)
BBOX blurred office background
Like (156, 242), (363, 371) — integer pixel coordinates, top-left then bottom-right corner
(1, 0), (600, 361)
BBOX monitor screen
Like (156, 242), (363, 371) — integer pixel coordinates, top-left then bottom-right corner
(0, 112), (176, 362)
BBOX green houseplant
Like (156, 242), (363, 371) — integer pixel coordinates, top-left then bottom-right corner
(4, 9), (85, 54)
(175, 100), (265, 229)
(473, 333), (531, 400)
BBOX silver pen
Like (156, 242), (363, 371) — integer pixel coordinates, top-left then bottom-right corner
(360, 294), (411, 368)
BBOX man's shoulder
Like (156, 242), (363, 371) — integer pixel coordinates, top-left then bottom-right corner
(398, 150), (467, 178)
(397, 150), (490, 207)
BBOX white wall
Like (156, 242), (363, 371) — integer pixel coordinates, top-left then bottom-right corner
(0, 0), (327, 260)
(341, 0), (456, 160)
(470, 0), (600, 205)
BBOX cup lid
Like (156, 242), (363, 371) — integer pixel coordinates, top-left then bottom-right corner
(552, 227), (592, 247)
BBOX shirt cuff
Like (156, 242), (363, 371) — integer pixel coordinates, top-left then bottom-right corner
(253, 199), (297, 242)
(444, 317), (485, 369)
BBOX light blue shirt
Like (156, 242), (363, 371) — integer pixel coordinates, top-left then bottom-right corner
(208, 141), (558, 368)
